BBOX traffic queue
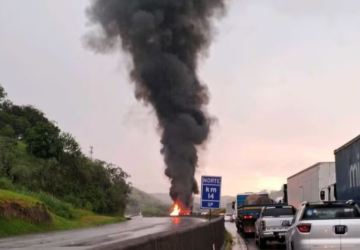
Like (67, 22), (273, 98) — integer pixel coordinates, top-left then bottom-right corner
(232, 194), (360, 250)
(231, 134), (360, 249)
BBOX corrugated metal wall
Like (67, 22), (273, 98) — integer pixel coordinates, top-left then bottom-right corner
(287, 166), (319, 208)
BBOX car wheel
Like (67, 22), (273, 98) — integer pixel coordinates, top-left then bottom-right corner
(259, 237), (266, 249)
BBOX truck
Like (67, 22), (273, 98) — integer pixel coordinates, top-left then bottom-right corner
(234, 193), (273, 235)
(334, 134), (360, 203)
(254, 204), (296, 248)
(287, 162), (336, 208)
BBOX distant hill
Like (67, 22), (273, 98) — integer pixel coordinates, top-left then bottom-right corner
(151, 193), (172, 205)
(126, 188), (169, 217)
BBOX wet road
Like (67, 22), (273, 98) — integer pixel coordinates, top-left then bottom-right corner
(0, 216), (206, 250)
(225, 222), (286, 250)
(243, 237), (286, 250)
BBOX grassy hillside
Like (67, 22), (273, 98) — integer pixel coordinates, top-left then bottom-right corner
(126, 188), (169, 217)
(0, 189), (123, 237)
(0, 135), (130, 215)
(0, 85), (131, 216)
(0, 85), (130, 237)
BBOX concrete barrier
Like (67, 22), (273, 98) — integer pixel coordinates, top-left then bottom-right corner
(92, 217), (225, 250)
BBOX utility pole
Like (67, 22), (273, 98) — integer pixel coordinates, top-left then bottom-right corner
(90, 145), (93, 160)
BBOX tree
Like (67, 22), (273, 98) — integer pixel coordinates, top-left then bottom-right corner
(105, 164), (131, 214)
(0, 125), (15, 137)
(59, 132), (82, 157)
(24, 122), (62, 159)
(0, 84), (132, 216)
(0, 137), (16, 178)
(20, 105), (48, 127)
(0, 85), (6, 102)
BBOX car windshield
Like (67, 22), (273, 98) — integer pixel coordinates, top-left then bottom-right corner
(302, 205), (360, 220)
(263, 207), (295, 217)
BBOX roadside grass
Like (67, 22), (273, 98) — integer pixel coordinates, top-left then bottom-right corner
(0, 189), (38, 206)
(0, 189), (125, 237)
(0, 218), (52, 236)
(30, 191), (76, 219)
(224, 230), (234, 250)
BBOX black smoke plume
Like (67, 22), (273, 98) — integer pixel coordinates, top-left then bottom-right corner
(86, 0), (225, 208)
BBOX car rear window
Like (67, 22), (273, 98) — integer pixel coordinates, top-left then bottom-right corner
(239, 208), (261, 217)
(302, 205), (360, 220)
(263, 207), (295, 217)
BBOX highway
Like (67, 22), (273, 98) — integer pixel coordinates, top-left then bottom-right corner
(0, 216), (206, 250)
(225, 222), (286, 250)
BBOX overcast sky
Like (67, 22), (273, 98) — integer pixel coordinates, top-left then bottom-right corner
(1, 0), (360, 196)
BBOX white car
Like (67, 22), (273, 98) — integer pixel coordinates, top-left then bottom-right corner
(255, 205), (295, 248)
(224, 213), (234, 222)
(286, 200), (360, 250)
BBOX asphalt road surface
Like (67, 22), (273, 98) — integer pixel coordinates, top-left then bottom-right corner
(0, 216), (206, 250)
(225, 222), (286, 250)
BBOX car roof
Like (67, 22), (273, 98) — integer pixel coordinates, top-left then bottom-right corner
(264, 204), (293, 209)
(305, 202), (356, 208)
(302, 200), (357, 206)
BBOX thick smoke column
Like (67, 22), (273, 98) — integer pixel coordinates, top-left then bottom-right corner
(86, 0), (225, 208)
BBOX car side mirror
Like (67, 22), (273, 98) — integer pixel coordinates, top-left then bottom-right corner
(232, 201), (235, 210)
(320, 190), (325, 201)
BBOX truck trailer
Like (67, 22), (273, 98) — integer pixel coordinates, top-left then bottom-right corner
(335, 135), (360, 203)
(287, 162), (336, 208)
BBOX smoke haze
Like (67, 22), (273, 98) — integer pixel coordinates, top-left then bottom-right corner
(86, 0), (225, 207)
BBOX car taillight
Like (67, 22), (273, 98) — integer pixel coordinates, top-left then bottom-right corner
(244, 215), (253, 220)
(261, 220), (266, 230)
(297, 223), (311, 233)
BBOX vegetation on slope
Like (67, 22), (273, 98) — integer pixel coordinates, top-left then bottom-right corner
(0, 84), (130, 235)
(0, 189), (123, 237)
(0, 84), (130, 215)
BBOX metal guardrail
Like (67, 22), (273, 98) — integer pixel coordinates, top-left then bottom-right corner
(91, 216), (225, 250)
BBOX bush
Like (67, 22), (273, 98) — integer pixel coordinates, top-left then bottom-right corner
(0, 125), (15, 138)
(0, 177), (14, 190)
(35, 192), (75, 219)
(9, 187), (75, 219)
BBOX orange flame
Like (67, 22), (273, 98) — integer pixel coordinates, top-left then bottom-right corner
(170, 204), (181, 216)
(170, 201), (191, 216)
